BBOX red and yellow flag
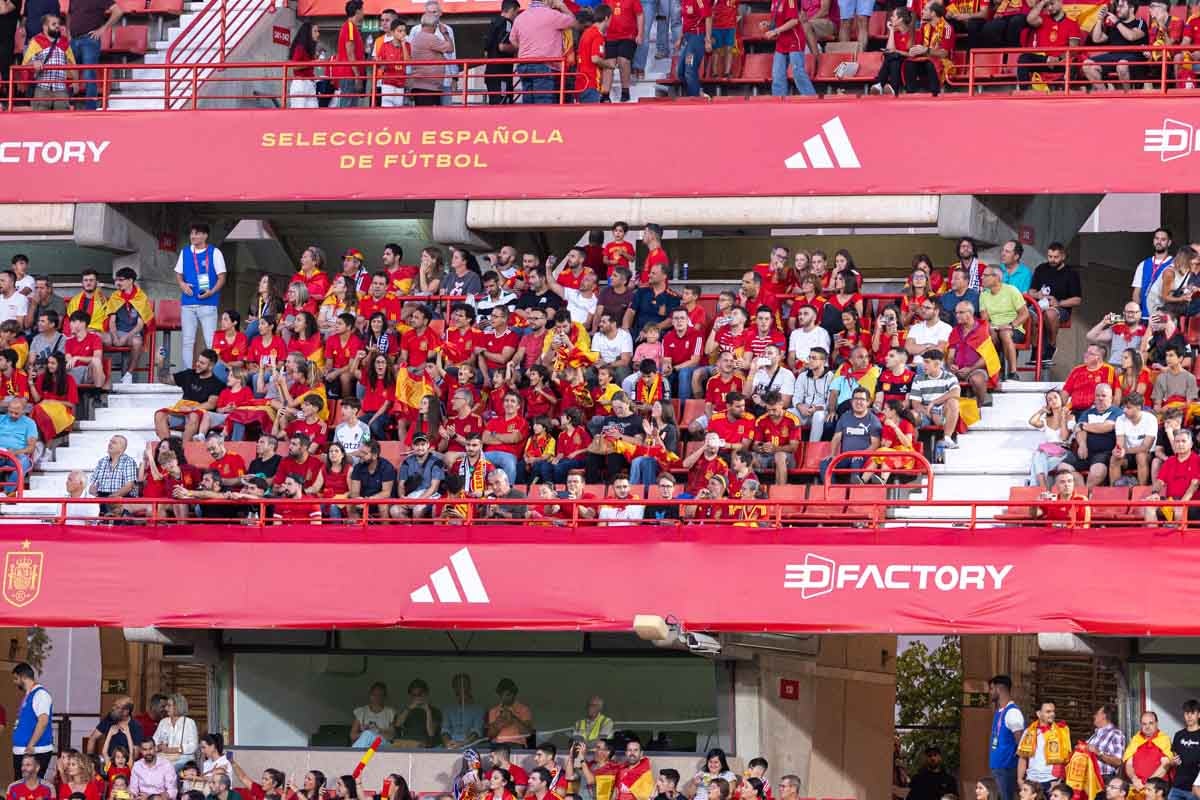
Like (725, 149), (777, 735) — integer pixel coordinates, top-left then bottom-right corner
(1065, 742), (1104, 800)
(394, 367), (436, 418)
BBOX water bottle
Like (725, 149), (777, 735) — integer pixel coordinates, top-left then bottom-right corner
(934, 441), (946, 464)
(682, 261), (690, 280)
(672, 261), (680, 280)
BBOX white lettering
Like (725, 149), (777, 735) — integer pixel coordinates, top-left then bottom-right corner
(836, 563), (860, 589)
(86, 141), (110, 162)
(0, 140), (111, 165)
(0, 143), (15, 164)
(958, 565), (986, 590)
(883, 565), (910, 590)
(857, 564), (885, 590)
(911, 564), (936, 590)
(986, 564), (1013, 589)
(62, 141), (85, 163)
(41, 141), (63, 164)
(933, 566), (958, 591)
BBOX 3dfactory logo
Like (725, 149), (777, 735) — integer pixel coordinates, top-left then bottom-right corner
(783, 553), (1013, 600)
(1144, 119), (1200, 162)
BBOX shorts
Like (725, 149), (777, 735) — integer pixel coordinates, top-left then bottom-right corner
(1086, 49), (1147, 77)
(1055, 306), (1072, 323)
(837, 0), (874, 19)
(916, 406), (946, 427)
(606, 39), (637, 61)
(711, 27), (735, 48)
(69, 365), (92, 385)
(1062, 449), (1112, 470)
(753, 450), (796, 470)
(207, 411), (230, 427)
(165, 413), (189, 429)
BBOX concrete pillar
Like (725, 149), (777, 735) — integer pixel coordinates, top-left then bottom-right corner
(72, 203), (185, 300)
(432, 200), (495, 251)
(938, 195), (1104, 265)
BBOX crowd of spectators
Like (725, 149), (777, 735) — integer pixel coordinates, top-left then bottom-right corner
(6, 219), (1097, 523)
(981, 673), (1200, 800)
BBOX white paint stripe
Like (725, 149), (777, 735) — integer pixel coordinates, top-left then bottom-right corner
(802, 134), (833, 169)
(410, 585), (434, 603)
(430, 566), (462, 603)
(450, 547), (490, 603)
(822, 117), (861, 168)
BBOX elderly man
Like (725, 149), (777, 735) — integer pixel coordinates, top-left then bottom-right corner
(573, 696), (614, 743)
(947, 301), (996, 407)
(89, 435), (138, 519)
(1124, 712), (1174, 794)
(484, 470), (526, 520)
(0, 396), (37, 490)
(1059, 384), (1120, 489)
(508, 0), (575, 103)
(63, 470), (98, 526)
(979, 265), (1030, 382)
(87, 695), (144, 757)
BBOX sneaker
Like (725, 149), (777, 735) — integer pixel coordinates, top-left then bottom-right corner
(940, 439), (959, 450)
(120, 371), (133, 385)
(869, 82), (883, 95)
(1040, 346), (1056, 365)
(1006, 371), (1022, 381)
(620, 90), (631, 102)
(865, 473), (885, 485)
(882, 84), (896, 96)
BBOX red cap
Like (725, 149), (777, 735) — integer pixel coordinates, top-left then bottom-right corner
(343, 248), (365, 261)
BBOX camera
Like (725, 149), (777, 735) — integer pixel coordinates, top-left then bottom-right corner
(684, 632), (722, 655)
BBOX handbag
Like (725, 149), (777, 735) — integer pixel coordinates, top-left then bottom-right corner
(1037, 442), (1067, 457)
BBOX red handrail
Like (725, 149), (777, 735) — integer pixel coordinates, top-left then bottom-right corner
(951, 43), (1200, 95)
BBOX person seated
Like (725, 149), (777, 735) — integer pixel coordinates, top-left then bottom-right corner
(1057, 383), (1120, 490)
(1109, 393), (1157, 487)
(29, 351), (78, 444)
(1151, 345), (1199, 418)
(272, 433), (325, 497)
(350, 682), (396, 747)
(597, 472), (643, 526)
(1080, 0), (1148, 91)
(751, 391), (801, 486)
(323, 313), (363, 401)
(1027, 389), (1075, 489)
(154, 350), (223, 442)
(210, 311), (247, 384)
(396, 434), (445, 519)
(274, 394), (328, 455)
(198, 368), (254, 440)
(909, 349), (961, 448)
(1035, 471), (1090, 528)
(946, 302), (999, 408)
(864, 401), (918, 485)
(273, 474), (321, 524)
(0, 397), (38, 488)
(1145, 427), (1200, 525)
(101, 268), (153, 385)
(1062, 344), (1119, 414)
(482, 470), (527, 522)
(349, 439), (396, 518)
(1141, 311), (1192, 371)
(64, 310), (105, 388)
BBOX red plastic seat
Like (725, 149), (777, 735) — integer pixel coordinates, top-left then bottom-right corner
(155, 298), (182, 332)
(994, 486), (1042, 522)
(844, 484), (888, 524)
(968, 51), (1015, 81)
(868, 10), (888, 41)
(148, 0), (183, 13)
(1088, 486), (1130, 521)
(739, 12), (771, 42)
(800, 440), (830, 474)
(727, 52), (773, 85)
(104, 24), (149, 54)
(680, 399), (707, 429)
(816, 51), (855, 81)
(769, 484), (808, 520)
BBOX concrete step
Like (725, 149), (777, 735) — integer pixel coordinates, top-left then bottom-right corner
(105, 391), (181, 410)
(927, 473), (1024, 501)
(933, 461), (1026, 476)
(79, 410), (158, 430)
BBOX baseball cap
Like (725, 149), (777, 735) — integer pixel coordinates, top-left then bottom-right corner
(343, 248), (365, 261)
(412, 433), (429, 444)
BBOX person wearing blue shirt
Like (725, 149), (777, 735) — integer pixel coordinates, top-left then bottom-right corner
(999, 240), (1033, 294)
(940, 267), (981, 320)
(11, 661), (53, 778)
(988, 674), (1024, 800)
(174, 223), (227, 373)
(0, 397), (38, 488)
(624, 262), (680, 335)
(441, 673), (485, 748)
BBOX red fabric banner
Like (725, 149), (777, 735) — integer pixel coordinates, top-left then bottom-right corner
(298, 0), (500, 15)
(0, 525), (1195, 632)
(0, 98), (1195, 202)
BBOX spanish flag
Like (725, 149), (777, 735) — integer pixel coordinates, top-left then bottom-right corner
(610, 438), (680, 468)
(543, 323), (598, 372)
(223, 397), (277, 436)
(616, 758), (654, 800)
(10, 338), (27, 371)
(1065, 742), (1104, 800)
(957, 320), (1002, 386)
(31, 400), (75, 442)
(394, 367), (436, 419)
(296, 383), (330, 422)
(1060, 0), (1107, 31)
(1123, 730), (1174, 784)
(66, 291), (108, 332)
(101, 287), (154, 327)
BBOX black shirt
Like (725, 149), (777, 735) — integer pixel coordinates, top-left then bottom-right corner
(1103, 15), (1147, 45)
(173, 369), (224, 404)
(1030, 262), (1082, 303)
(1145, 332), (1190, 367)
(1173, 729), (1200, 789)
(483, 14), (512, 59)
(248, 455), (280, 479)
(644, 503), (682, 522)
(94, 716), (144, 757)
(907, 768), (957, 800)
(514, 288), (564, 314)
(351, 458), (397, 498)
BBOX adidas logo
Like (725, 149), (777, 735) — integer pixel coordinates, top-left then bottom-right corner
(784, 117), (861, 170)
(409, 547), (491, 604)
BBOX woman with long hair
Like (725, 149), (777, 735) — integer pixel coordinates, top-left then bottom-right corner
(290, 771), (327, 800)
(735, 779), (765, 800)
(287, 21), (322, 109)
(247, 315), (289, 397)
(864, 400), (917, 485)
(361, 312), (400, 364)
(974, 778), (1000, 800)
(1118, 348), (1153, 405)
(324, 441), (352, 520)
(246, 274), (284, 340)
(820, 271), (865, 336)
(336, 776), (358, 800)
(360, 353), (395, 441)
(1017, 779), (1044, 800)
(386, 774), (414, 800)
(901, 266), (934, 326)
(211, 310), (247, 382)
(30, 351), (78, 442)
(1027, 388), (1074, 489)
(484, 769), (517, 800)
(288, 311), (325, 369)
(319, 274), (358, 336)
(628, 400), (679, 491)
(417, 247), (445, 296)
(404, 393), (443, 446)
(686, 749), (736, 800)
(788, 273), (827, 333)
(871, 305), (905, 366)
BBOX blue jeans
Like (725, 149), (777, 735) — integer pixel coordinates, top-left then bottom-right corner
(670, 366), (695, 401)
(772, 50), (816, 96)
(551, 458), (587, 484)
(517, 63), (556, 104)
(181, 303), (219, 370)
(0, 454), (31, 490)
(629, 456), (660, 490)
(990, 768), (1017, 800)
(244, 319), (260, 341)
(486, 451), (518, 483)
(819, 455), (864, 484)
(71, 35), (102, 109)
(212, 361), (229, 383)
(229, 422), (247, 441)
(635, 0), (681, 69)
(678, 33), (705, 96)
(1168, 789), (1194, 800)
(579, 88), (602, 103)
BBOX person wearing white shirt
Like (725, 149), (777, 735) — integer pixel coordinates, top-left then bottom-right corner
(0, 271), (29, 325)
(787, 306), (831, 370)
(10, 255), (34, 297)
(62, 471), (99, 526)
(598, 475), (643, 525)
(905, 300), (952, 367)
(750, 344), (796, 410)
(1110, 392), (1158, 486)
(153, 693), (199, 769)
(350, 682), (397, 745)
(593, 314), (634, 382)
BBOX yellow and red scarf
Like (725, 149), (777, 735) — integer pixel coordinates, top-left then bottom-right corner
(1017, 721), (1071, 766)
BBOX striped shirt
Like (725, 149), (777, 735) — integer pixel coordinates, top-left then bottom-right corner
(1087, 724), (1126, 777)
(909, 369), (959, 405)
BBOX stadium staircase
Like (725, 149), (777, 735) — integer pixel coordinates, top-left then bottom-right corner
(896, 379), (1055, 521)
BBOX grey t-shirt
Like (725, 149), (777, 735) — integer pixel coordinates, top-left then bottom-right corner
(835, 410), (882, 452)
(441, 269), (483, 298)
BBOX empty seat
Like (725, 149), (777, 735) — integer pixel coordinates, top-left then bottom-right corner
(1088, 486), (1130, 521)
(800, 440), (830, 474)
(680, 399), (707, 429)
(739, 12), (771, 42)
(769, 484), (808, 520)
(155, 298), (182, 331)
(727, 52), (773, 86)
(994, 486), (1042, 522)
(104, 25), (150, 55)
(867, 10), (888, 41)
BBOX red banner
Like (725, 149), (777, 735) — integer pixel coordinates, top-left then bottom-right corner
(0, 525), (1197, 633)
(0, 98), (1196, 202)
(298, 0), (499, 15)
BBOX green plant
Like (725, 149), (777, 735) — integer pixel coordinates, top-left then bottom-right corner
(895, 635), (962, 774)
(25, 627), (51, 675)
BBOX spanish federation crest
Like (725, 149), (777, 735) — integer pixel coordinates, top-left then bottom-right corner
(4, 541), (43, 608)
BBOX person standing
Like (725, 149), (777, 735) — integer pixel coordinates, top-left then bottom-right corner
(175, 223), (226, 371)
(10, 663), (52, 779)
(1087, 705), (1127, 783)
(67, 0), (121, 109)
(675, 0), (711, 96)
(484, 0), (520, 103)
(508, 0), (576, 103)
(988, 674), (1024, 800)
(21, 14), (75, 111)
(332, 0), (366, 107)
(0, 0), (17, 90)
(1016, 701), (1069, 797)
(1168, 700), (1200, 800)
(764, 0), (816, 96)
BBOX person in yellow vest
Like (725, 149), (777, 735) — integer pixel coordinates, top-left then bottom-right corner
(1017, 700), (1071, 796)
(65, 268), (108, 332)
(573, 697), (614, 744)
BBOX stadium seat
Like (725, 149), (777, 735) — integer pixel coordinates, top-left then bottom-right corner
(1185, 314), (1200, 346)
(868, 10), (888, 42)
(769, 483), (808, 519)
(994, 486), (1041, 522)
(1126, 485), (1154, 522)
(725, 53), (773, 89)
(1088, 486), (1129, 521)
(103, 25), (149, 55)
(680, 399), (707, 429)
(844, 484), (888, 524)
(184, 440), (256, 468)
(379, 441), (407, 464)
(739, 12), (771, 42)
(799, 440), (830, 475)
(966, 51), (1015, 82)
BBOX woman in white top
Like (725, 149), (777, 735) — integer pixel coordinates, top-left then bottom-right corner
(1027, 388), (1075, 489)
(685, 749), (738, 800)
(200, 733), (233, 789)
(350, 682), (397, 747)
(154, 692), (199, 770)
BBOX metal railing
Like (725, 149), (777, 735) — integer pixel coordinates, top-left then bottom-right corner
(948, 43), (1200, 95)
(4, 57), (575, 111)
(164, 0), (280, 108)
